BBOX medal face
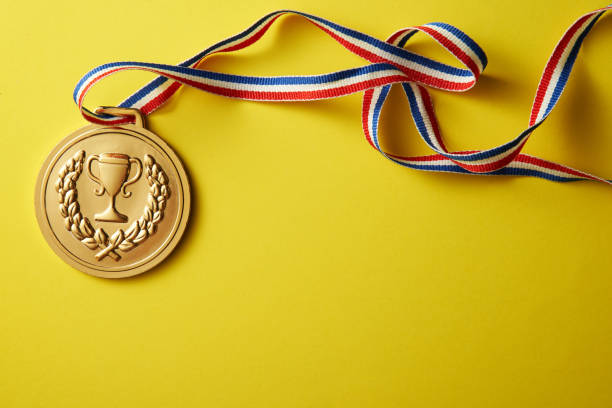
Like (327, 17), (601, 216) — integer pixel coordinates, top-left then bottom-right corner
(35, 121), (191, 278)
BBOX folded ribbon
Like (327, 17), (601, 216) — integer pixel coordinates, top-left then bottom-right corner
(74, 6), (612, 184)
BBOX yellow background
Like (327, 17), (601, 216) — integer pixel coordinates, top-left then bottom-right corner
(1, 0), (612, 406)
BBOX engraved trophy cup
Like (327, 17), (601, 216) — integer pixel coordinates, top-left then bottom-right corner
(86, 153), (142, 222)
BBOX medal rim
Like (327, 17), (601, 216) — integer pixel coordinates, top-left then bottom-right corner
(35, 123), (191, 279)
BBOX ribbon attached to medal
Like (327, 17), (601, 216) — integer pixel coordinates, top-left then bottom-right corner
(36, 5), (612, 278)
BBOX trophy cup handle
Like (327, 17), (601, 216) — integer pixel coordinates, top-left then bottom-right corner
(121, 158), (142, 198)
(85, 155), (105, 196)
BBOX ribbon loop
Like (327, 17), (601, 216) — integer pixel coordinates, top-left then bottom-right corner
(74, 6), (612, 185)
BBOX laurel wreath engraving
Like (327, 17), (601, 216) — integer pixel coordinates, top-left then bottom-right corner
(55, 150), (171, 261)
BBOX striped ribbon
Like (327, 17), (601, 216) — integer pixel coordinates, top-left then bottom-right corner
(74, 6), (612, 184)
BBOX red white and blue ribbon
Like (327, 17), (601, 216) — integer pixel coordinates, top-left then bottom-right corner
(74, 6), (612, 184)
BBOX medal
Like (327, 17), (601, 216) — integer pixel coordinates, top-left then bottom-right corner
(35, 107), (190, 278)
(36, 6), (611, 278)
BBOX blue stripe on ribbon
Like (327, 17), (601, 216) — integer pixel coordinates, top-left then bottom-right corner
(402, 81), (546, 163)
(396, 31), (417, 48)
(403, 84), (438, 150)
(79, 61), (401, 89)
(120, 11), (284, 108)
(371, 85), (391, 151)
(298, 11), (474, 77)
(428, 22), (488, 68)
(542, 12), (603, 118)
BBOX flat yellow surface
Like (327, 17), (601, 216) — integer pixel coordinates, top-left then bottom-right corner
(1, 0), (612, 406)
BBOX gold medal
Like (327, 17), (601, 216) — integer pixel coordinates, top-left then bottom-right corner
(35, 107), (190, 278)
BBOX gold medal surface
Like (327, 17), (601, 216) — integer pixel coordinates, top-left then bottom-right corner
(35, 108), (191, 278)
